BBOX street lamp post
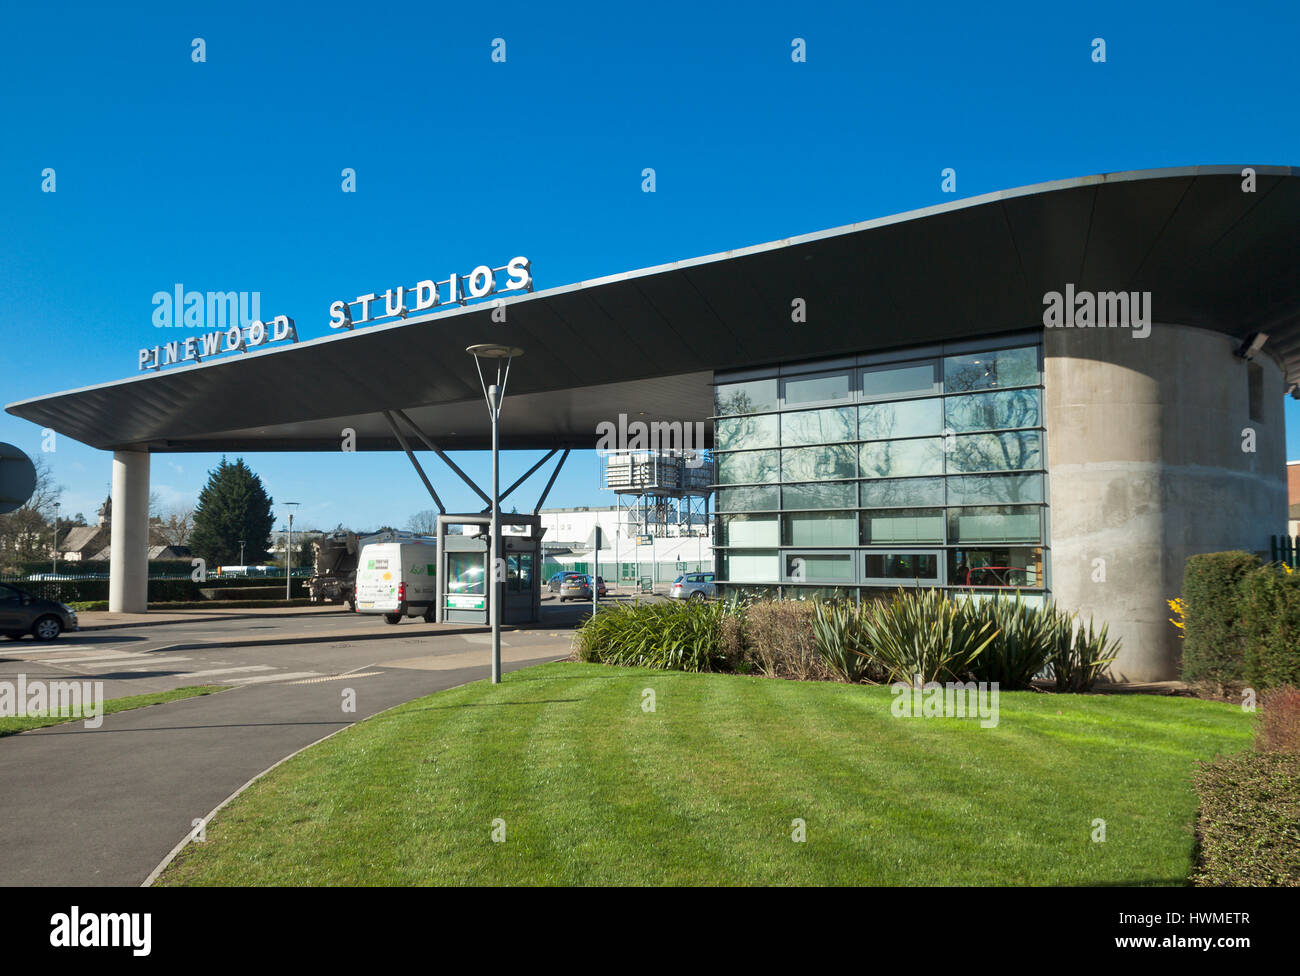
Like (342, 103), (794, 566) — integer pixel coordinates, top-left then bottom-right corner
(467, 344), (523, 684)
(52, 501), (60, 576)
(239, 540), (246, 566)
(284, 503), (300, 599)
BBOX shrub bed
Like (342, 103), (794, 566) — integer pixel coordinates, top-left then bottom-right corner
(574, 591), (1120, 691)
(1192, 751), (1300, 886)
(1241, 568), (1300, 690)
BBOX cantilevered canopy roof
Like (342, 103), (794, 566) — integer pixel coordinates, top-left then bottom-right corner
(9, 164), (1300, 453)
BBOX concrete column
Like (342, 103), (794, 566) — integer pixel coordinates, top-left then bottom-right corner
(1044, 324), (1286, 681)
(108, 450), (150, 613)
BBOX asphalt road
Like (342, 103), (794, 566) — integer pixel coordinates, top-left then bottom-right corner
(0, 605), (584, 885)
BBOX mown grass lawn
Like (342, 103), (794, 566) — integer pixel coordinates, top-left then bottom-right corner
(158, 662), (1250, 886)
(0, 685), (226, 737)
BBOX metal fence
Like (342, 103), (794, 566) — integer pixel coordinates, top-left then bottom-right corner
(1270, 535), (1300, 569)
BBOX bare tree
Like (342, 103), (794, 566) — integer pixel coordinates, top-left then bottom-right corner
(0, 456), (64, 564)
(405, 510), (438, 535)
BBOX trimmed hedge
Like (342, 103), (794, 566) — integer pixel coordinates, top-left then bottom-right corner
(1181, 551), (1260, 688)
(1192, 751), (1300, 886)
(3, 577), (307, 603)
(1241, 569), (1300, 690)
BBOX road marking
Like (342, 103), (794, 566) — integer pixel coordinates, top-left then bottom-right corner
(290, 671), (383, 684)
(171, 665), (277, 679)
(222, 671), (322, 685)
(34, 653), (193, 666)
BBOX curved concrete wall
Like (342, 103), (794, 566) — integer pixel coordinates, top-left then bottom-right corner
(1044, 324), (1287, 682)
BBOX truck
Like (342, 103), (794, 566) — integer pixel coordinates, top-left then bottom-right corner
(353, 537), (439, 624)
(306, 531), (364, 610)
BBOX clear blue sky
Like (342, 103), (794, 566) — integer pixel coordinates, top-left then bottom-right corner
(2, 0), (1298, 531)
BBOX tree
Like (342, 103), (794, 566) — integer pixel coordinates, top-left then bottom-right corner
(152, 507), (195, 547)
(405, 509), (438, 535)
(0, 455), (63, 565)
(188, 457), (275, 566)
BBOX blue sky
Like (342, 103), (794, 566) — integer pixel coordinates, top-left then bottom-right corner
(2, 0), (1298, 531)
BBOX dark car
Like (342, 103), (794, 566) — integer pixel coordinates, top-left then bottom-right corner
(548, 571), (585, 594)
(0, 583), (79, 642)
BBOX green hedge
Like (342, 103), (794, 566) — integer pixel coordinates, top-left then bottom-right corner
(4, 577), (307, 603)
(1241, 569), (1300, 690)
(1181, 551), (1260, 688)
(1192, 751), (1300, 886)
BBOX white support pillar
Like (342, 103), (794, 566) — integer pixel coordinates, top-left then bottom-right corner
(109, 450), (150, 613)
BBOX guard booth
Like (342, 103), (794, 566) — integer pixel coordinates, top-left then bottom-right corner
(436, 513), (544, 625)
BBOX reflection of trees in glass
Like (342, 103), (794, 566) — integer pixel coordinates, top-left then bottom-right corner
(945, 390), (1039, 432)
(719, 450), (781, 484)
(859, 478), (944, 507)
(948, 474), (1042, 505)
(947, 432), (1040, 473)
(858, 403), (900, 441)
(944, 348), (1037, 393)
(783, 407), (855, 446)
(717, 413), (778, 450)
(860, 439), (943, 478)
(783, 445), (856, 481)
(783, 482), (855, 509)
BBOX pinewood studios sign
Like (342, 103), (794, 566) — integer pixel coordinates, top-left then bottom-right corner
(135, 256), (532, 372)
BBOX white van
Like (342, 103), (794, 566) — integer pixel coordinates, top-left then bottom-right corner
(354, 540), (438, 624)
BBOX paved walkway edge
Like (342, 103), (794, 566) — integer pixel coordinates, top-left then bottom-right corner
(141, 720), (355, 887)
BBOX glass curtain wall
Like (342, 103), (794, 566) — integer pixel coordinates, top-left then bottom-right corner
(713, 336), (1047, 602)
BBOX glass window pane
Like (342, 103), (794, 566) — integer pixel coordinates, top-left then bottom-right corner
(782, 406), (856, 446)
(721, 550), (779, 583)
(785, 552), (855, 582)
(717, 450), (780, 485)
(861, 509), (945, 544)
(782, 481), (857, 509)
(859, 398), (942, 439)
(716, 413), (779, 450)
(784, 371), (851, 405)
(946, 432), (1042, 473)
(861, 361), (938, 400)
(715, 485), (779, 511)
(715, 378), (778, 415)
(782, 511), (857, 546)
(859, 477), (945, 507)
(946, 473), (1044, 505)
(950, 548), (1044, 588)
(943, 347), (1038, 392)
(947, 506), (1041, 544)
(859, 438), (944, 478)
(862, 552), (940, 583)
(945, 389), (1040, 432)
(782, 444), (857, 481)
(719, 514), (779, 547)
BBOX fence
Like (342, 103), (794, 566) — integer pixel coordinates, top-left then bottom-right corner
(1270, 535), (1300, 569)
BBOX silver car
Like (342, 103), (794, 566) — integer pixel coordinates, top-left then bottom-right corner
(670, 572), (715, 602)
(0, 583), (80, 642)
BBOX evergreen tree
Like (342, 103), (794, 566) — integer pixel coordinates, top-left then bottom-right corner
(189, 457), (275, 566)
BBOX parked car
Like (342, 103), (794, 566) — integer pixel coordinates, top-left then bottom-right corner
(0, 583), (79, 642)
(558, 575), (607, 602)
(548, 571), (585, 594)
(670, 572), (716, 602)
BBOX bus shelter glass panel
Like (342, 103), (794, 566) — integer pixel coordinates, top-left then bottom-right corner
(445, 551), (487, 612)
